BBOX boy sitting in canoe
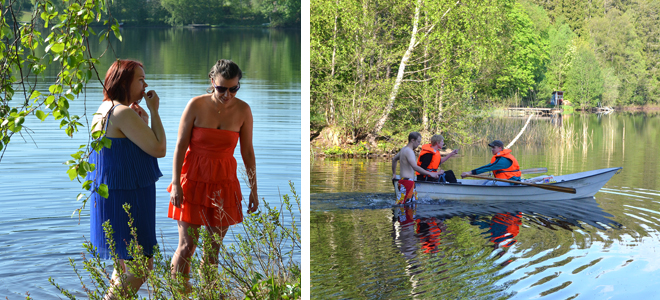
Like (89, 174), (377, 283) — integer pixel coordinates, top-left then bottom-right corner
(460, 139), (522, 185)
(416, 134), (459, 183)
(392, 132), (440, 204)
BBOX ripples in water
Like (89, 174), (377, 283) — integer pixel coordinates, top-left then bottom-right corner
(311, 187), (660, 299)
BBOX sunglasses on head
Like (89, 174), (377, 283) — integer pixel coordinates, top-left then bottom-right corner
(212, 80), (240, 94)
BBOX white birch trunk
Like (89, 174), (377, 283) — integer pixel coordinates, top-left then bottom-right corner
(371, 0), (422, 136)
(328, 0), (339, 124)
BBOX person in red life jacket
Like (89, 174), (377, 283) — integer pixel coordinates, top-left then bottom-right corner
(416, 134), (458, 182)
(470, 212), (522, 249)
(392, 132), (440, 204)
(415, 216), (444, 254)
(460, 139), (522, 185)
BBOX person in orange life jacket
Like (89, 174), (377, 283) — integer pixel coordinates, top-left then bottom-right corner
(416, 134), (458, 182)
(460, 139), (522, 185)
(392, 132), (440, 204)
(471, 212), (522, 249)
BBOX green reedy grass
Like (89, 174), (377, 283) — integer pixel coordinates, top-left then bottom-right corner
(49, 182), (301, 300)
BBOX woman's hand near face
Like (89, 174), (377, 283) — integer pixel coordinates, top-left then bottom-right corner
(144, 90), (160, 112)
(130, 103), (149, 124)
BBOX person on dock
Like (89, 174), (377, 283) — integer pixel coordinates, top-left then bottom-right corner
(460, 140), (522, 185)
(416, 134), (459, 183)
(168, 59), (259, 292)
(392, 132), (440, 204)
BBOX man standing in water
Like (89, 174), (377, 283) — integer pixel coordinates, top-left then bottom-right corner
(392, 132), (440, 204)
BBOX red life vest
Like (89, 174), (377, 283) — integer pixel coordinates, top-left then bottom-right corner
(415, 144), (441, 176)
(490, 149), (521, 180)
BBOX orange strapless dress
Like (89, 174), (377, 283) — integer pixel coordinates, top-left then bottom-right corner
(167, 127), (243, 227)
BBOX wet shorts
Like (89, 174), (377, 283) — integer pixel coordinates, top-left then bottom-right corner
(396, 179), (417, 205)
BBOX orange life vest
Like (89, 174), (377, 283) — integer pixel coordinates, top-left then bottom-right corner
(490, 149), (521, 180)
(415, 144), (441, 176)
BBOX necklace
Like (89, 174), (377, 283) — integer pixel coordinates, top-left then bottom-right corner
(212, 93), (225, 114)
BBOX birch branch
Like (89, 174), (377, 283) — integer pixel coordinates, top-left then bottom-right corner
(506, 113), (534, 149)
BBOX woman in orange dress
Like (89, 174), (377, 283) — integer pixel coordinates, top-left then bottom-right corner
(167, 59), (258, 287)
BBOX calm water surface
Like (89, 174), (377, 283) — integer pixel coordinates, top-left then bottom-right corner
(0, 28), (300, 299)
(311, 113), (660, 299)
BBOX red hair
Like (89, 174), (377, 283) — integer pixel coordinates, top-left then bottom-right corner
(103, 59), (144, 102)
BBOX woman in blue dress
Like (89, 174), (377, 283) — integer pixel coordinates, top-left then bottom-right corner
(87, 59), (166, 298)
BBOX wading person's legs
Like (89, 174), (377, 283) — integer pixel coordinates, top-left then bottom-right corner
(202, 226), (229, 266)
(106, 257), (154, 300)
(171, 220), (201, 281)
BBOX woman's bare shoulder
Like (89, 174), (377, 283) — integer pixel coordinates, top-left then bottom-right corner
(233, 97), (252, 111)
(186, 94), (212, 110)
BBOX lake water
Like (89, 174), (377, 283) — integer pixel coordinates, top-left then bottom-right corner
(311, 113), (660, 299)
(0, 27), (300, 299)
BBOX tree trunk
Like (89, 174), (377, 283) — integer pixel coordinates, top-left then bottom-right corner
(436, 80), (445, 127)
(370, 0), (422, 139)
(422, 41), (429, 133)
(327, 0), (339, 125)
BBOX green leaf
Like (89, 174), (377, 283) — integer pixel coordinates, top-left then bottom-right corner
(36, 110), (47, 121)
(76, 193), (85, 201)
(83, 180), (93, 190)
(78, 162), (89, 176)
(30, 90), (42, 100)
(67, 167), (78, 180)
(98, 184), (109, 198)
(45, 95), (56, 106)
(102, 137), (112, 149)
(50, 43), (65, 53)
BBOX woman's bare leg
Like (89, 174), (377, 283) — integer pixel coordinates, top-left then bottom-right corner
(171, 220), (201, 290)
(106, 257), (153, 299)
(203, 226), (229, 266)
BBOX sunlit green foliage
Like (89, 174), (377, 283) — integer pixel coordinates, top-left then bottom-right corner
(312, 0), (660, 149)
(50, 183), (302, 299)
(159, 0), (300, 26)
(0, 0), (123, 211)
(565, 44), (603, 108)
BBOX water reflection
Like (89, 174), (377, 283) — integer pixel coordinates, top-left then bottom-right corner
(311, 194), (628, 299)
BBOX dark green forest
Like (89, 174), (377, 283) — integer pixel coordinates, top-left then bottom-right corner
(13, 0), (301, 27)
(311, 0), (660, 146)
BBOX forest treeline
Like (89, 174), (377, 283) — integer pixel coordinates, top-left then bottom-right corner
(13, 0), (301, 27)
(311, 0), (660, 146)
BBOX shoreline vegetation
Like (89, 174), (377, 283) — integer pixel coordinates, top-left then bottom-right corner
(311, 0), (660, 157)
(48, 182), (301, 300)
(15, 0), (301, 28)
(311, 107), (659, 158)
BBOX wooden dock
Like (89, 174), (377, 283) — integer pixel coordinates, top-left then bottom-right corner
(506, 107), (562, 116)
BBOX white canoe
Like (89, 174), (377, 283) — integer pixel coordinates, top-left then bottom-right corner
(393, 167), (622, 201)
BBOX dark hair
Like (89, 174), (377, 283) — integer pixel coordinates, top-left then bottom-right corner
(208, 59), (242, 81)
(103, 59), (144, 103)
(408, 132), (422, 142)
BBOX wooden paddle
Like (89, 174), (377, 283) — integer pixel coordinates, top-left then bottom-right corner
(478, 167), (548, 175)
(521, 167), (548, 174)
(465, 174), (577, 194)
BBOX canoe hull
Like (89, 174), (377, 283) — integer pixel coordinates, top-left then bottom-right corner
(394, 167), (622, 201)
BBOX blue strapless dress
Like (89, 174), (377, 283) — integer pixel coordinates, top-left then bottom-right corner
(86, 137), (162, 259)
